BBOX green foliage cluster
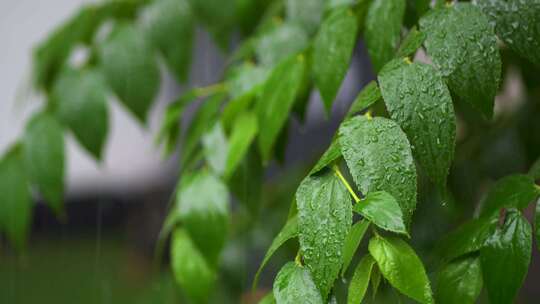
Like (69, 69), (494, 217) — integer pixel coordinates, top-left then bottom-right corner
(1, 0), (540, 303)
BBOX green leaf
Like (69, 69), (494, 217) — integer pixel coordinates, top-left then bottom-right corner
(354, 191), (407, 235)
(226, 63), (269, 100)
(347, 255), (376, 304)
(341, 220), (370, 277)
(98, 23), (160, 123)
(313, 7), (358, 112)
(369, 236), (434, 304)
(420, 3), (501, 119)
(0, 146), (32, 251)
(285, 0), (325, 36)
(395, 26), (426, 58)
(171, 228), (216, 304)
(187, 0), (236, 49)
(436, 255), (483, 304)
(23, 112), (65, 215)
(475, 0), (540, 66)
(537, 199), (540, 251)
(53, 68), (108, 160)
(339, 116), (417, 228)
(378, 61), (456, 189)
(141, 0), (194, 83)
(529, 157), (540, 180)
(481, 174), (539, 216)
(255, 23), (309, 67)
(176, 171), (229, 265)
(345, 81), (381, 119)
(202, 122), (228, 176)
(181, 94), (223, 169)
(309, 138), (341, 175)
(436, 214), (498, 262)
(224, 111), (258, 179)
(370, 265), (381, 299)
(480, 209), (532, 304)
(259, 292), (276, 304)
(296, 172), (352, 299)
(257, 55), (306, 162)
(273, 262), (324, 304)
(364, 0), (406, 72)
(254, 215), (299, 289)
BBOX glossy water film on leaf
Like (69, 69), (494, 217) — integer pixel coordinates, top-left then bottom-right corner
(273, 262), (323, 304)
(379, 60), (456, 190)
(354, 191), (407, 235)
(420, 3), (501, 119)
(480, 209), (532, 304)
(339, 116), (417, 228)
(296, 172), (352, 299)
(202, 122), (228, 176)
(480, 174), (540, 216)
(369, 236), (434, 304)
(347, 254), (376, 304)
(436, 255), (483, 304)
(313, 7), (358, 113)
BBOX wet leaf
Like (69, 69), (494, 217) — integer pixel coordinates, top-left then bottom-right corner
(53, 68), (108, 160)
(537, 199), (540, 251)
(254, 215), (299, 289)
(224, 111), (258, 179)
(480, 209), (532, 304)
(339, 116), (417, 228)
(475, 0), (540, 66)
(347, 254), (376, 304)
(379, 60), (456, 189)
(142, 0), (194, 82)
(171, 228), (216, 304)
(369, 236), (434, 304)
(354, 191), (407, 235)
(0, 146), (32, 251)
(176, 171), (229, 265)
(286, 0), (325, 36)
(341, 220), (370, 277)
(365, 0), (406, 72)
(202, 122), (228, 176)
(420, 3), (501, 118)
(273, 262), (323, 304)
(98, 23), (160, 123)
(257, 55), (306, 162)
(395, 26), (426, 58)
(296, 172), (352, 299)
(313, 7), (358, 112)
(256, 23), (309, 67)
(23, 112), (65, 215)
(436, 255), (483, 304)
(345, 81), (382, 119)
(309, 138), (341, 175)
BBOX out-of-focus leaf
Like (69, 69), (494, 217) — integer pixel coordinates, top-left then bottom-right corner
(369, 236), (434, 304)
(273, 262), (323, 304)
(187, 0), (236, 49)
(257, 54), (306, 162)
(480, 209), (532, 304)
(285, 0), (325, 36)
(227, 63), (269, 100)
(354, 191), (407, 235)
(313, 7), (358, 112)
(341, 220), (370, 277)
(53, 68), (108, 159)
(345, 81), (381, 118)
(23, 112), (65, 215)
(420, 3), (501, 119)
(224, 111), (258, 179)
(255, 23), (309, 67)
(296, 172), (352, 299)
(475, 0), (540, 66)
(480, 174), (539, 216)
(395, 26), (426, 58)
(254, 215), (299, 289)
(98, 23), (160, 123)
(259, 292), (276, 304)
(529, 157), (540, 180)
(181, 94), (223, 169)
(536, 199), (540, 251)
(364, 0), (406, 72)
(176, 171), (229, 265)
(0, 146), (32, 251)
(202, 122), (228, 176)
(339, 116), (417, 228)
(309, 138), (341, 175)
(227, 148), (262, 215)
(436, 255), (483, 304)
(347, 254), (376, 304)
(379, 60), (456, 190)
(436, 215), (498, 262)
(171, 228), (216, 304)
(142, 0), (194, 83)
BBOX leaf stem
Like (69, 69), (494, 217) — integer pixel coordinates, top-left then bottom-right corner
(194, 82), (227, 98)
(295, 250), (303, 266)
(332, 165), (361, 203)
